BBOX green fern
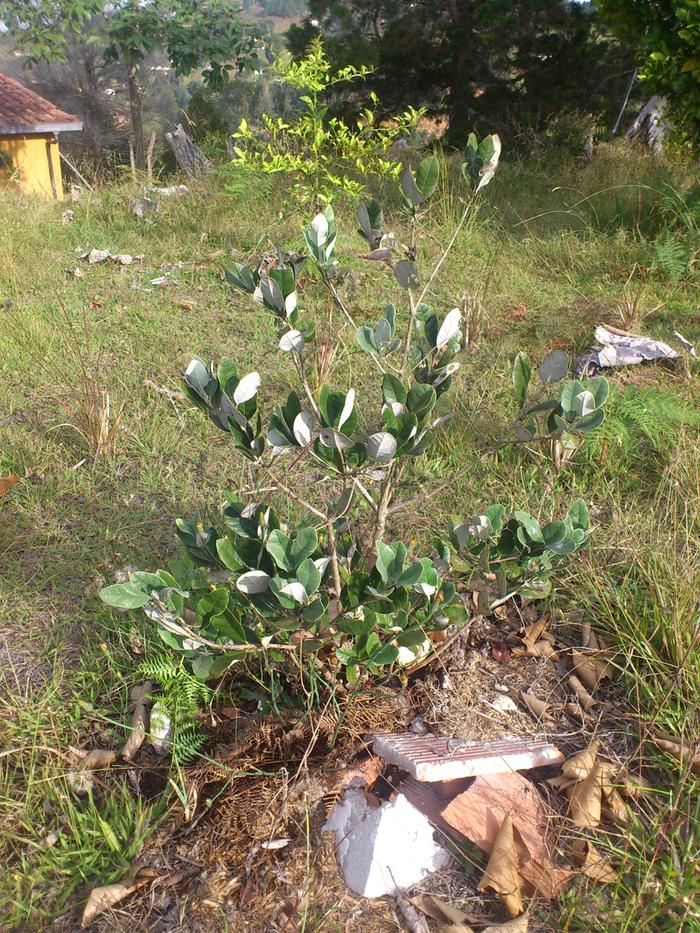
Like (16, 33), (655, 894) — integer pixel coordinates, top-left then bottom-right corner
(136, 656), (212, 764)
(586, 385), (700, 461)
(654, 232), (690, 281)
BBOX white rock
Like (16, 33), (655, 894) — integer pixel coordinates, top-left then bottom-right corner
(323, 789), (450, 898)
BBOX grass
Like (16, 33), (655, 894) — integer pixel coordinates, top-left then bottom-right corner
(0, 141), (699, 929)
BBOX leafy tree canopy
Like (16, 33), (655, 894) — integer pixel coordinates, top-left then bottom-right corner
(287, 0), (635, 146)
(0, 0), (261, 166)
(598, 0), (700, 148)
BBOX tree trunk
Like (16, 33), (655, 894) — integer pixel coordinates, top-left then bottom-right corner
(164, 124), (213, 179)
(126, 57), (146, 171)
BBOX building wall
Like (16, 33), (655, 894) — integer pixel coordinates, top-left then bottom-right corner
(0, 133), (64, 199)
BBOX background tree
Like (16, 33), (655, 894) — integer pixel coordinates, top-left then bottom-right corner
(0, 0), (262, 168)
(288, 0), (634, 146)
(598, 0), (700, 149)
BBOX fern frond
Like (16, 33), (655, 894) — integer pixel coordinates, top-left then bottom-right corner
(136, 655), (211, 763)
(654, 232), (690, 281)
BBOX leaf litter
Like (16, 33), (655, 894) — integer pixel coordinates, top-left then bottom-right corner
(64, 601), (662, 931)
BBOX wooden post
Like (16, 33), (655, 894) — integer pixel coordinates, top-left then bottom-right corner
(45, 136), (58, 200)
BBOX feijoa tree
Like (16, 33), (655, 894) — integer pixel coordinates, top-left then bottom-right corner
(101, 135), (606, 696)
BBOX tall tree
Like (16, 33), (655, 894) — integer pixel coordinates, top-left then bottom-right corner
(1, 0), (261, 168)
(598, 0), (700, 148)
(288, 0), (633, 146)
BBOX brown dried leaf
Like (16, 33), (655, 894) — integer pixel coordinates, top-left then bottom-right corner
(410, 895), (477, 927)
(603, 788), (629, 824)
(562, 742), (600, 781)
(81, 868), (157, 924)
(572, 839), (618, 884)
(547, 774), (577, 792)
(512, 640), (556, 660)
(563, 702), (584, 721)
(81, 749), (117, 770)
(568, 675), (596, 710)
(394, 887), (431, 933)
(82, 882), (137, 925)
(121, 681), (153, 759)
(652, 736), (700, 774)
(519, 857), (573, 900)
(478, 814), (524, 918)
(519, 616), (549, 645)
(568, 760), (602, 828)
(512, 689), (557, 726)
(569, 651), (603, 691)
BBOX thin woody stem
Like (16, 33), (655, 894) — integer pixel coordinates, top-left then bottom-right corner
(326, 519), (342, 600)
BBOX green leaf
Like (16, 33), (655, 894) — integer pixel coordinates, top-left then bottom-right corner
(382, 373), (407, 406)
(394, 260), (420, 290)
(568, 498), (590, 530)
(290, 527), (318, 568)
(225, 262), (256, 293)
(397, 562), (424, 587)
(297, 557), (321, 596)
(376, 541), (406, 583)
(407, 383), (436, 419)
(266, 529), (293, 571)
(587, 375), (609, 407)
(371, 643), (400, 666)
(356, 326), (379, 354)
(415, 155), (439, 198)
(560, 380), (585, 418)
(217, 358), (238, 398)
(514, 511), (544, 543)
(573, 408), (605, 433)
(100, 583), (150, 609)
(400, 167), (424, 206)
(216, 537), (244, 572)
(512, 352), (531, 408)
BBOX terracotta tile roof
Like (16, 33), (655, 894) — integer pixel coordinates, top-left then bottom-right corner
(0, 72), (83, 135)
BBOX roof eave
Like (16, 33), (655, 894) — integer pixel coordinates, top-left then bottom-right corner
(0, 122), (83, 135)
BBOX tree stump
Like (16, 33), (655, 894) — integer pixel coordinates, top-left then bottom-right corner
(164, 124), (212, 179)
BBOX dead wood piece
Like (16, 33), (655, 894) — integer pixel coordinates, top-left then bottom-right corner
(164, 124), (213, 179)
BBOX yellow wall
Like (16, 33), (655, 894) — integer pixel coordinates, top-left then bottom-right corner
(0, 133), (64, 199)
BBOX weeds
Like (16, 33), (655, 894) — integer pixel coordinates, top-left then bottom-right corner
(0, 143), (698, 929)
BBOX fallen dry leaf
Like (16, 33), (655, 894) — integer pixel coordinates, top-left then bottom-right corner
(513, 640), (556, 660)
(568, 675), (596, 710)
(518, 616), (549, 645)
(569, 651), (604, 691)
(411, 895), (477, 933)
(562, 743), (600, 781)
(548, 773), (577, 792)
(568, 760), (602, 828)
(395, 886), (431, 933)
(572, 839), (618, 884)
(81, 749), (117, 770)
(0, 475), (19, 497)
(121, 682), (152, 760)
(81, 868), (156, 925)
(603, 788), (629, 824)
(652, 735), (700, 774)
(512, 689), (557, 726)
(478, 814), (524, 918)
(519, 857), (572, 900)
